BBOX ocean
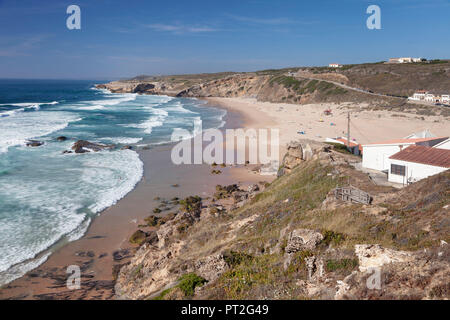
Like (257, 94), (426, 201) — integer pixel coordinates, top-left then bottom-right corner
(0, 79), (226, 286)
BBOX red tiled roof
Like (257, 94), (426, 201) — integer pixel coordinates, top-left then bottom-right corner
(336, 138), (358, 147)
(364, 137), (447, 146)
(389, 145), (450, 168)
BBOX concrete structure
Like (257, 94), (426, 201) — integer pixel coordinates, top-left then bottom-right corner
(441, 95), (450, 104)
(362, 136), (448, 171)
(404, 130), (435, 139)
(388, 145), (450, 184)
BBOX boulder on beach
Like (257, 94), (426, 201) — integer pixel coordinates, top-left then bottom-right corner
(129, 230), (147, 245)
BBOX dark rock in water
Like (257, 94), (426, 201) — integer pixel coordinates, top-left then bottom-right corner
(26, 140), (43, 147)
(62, 150), (73, 154)
(71, 140), (114, 154)
(121, 145), (133, 150)
(56, 136), (67, 142)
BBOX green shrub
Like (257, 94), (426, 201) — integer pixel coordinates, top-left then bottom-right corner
(321, 230), (345, 246)
(177, 273), (208, 296)
(325, 258), (358, 272)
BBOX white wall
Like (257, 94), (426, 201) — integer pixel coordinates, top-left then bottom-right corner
(435, 139), (450, 150)
(362, 144), (410, 171)
(388, 159), (448, 184)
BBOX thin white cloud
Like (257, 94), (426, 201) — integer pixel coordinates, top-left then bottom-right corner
(145, 24), (217, 34)
(227, 14), (295, 25)
(0, 34), (49, 57)
(108, 55), (168, 63)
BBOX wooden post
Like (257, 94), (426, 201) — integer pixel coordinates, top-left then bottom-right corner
(347, 112), (350, 148)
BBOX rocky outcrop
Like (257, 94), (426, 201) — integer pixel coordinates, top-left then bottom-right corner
(96, 81), (169, 95)
(354, 244), (414, 272)
(26, 140), (43, 147)
(71, 140), (114, 154)
(195, 254), (229, 282)
(335, 245), (450, 300)
(285, 229), (324, 253)
(278, 140), (328, 176)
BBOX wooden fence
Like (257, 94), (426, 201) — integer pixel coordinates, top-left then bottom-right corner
(334, 186), (372, 205)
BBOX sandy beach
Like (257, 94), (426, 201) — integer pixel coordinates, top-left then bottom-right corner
(207, 97), (450, 146)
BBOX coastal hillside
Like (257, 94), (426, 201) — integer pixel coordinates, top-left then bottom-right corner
(97, 60), (449, 107)
(302, 60), (450, 96)
(115, 141), (450, 300)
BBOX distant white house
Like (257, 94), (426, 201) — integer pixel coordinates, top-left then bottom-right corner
(408, 90), (428, 101)
(389, 57), (425, 64)
(388, 145), (450, 184)
(408, 91), (449, 104)
(425, 93), (438, 103)
(329, 63), (343, 68)
(362, 136), (448, 171)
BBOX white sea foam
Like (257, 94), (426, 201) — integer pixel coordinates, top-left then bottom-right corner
(0, 148), (143, 282)
(163, 101), (197, 114)
(0, 252), (52, 287)
(0, 101), (59, 107)
(83, 93), (137, 106)
(0, 111), (82, 153)
(81, 149), (144, 213)
(126, 108), (169, 134)
(0, 101), (58, 117)
(102, 137), (143, 144)
(78, 105), (105, 110)
(66, 217), (92, 242)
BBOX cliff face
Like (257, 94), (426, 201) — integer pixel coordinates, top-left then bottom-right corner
(96, 81), (170, 95)
(97, 72), (393, 105)
(114, 141), (450, 300)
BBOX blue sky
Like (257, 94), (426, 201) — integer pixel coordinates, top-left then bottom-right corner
(0, 0), (449, 79)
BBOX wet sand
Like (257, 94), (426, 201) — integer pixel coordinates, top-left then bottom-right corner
(0, 103), (276, 300)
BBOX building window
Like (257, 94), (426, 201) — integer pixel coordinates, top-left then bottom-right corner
(391, 164), (406, 176)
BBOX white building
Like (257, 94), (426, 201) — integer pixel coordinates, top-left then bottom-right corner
(425, 93), (437, 102)
(329, 63), (343, 68)
(408, 91), (428, 101)
(441, 95), (450, 104)
(389, 57), (425, 64)
(388, 145), (450, 184)
(362, 136), (448, 171)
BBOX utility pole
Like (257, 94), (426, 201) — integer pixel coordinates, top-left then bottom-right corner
(347, 112), (350, 148)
